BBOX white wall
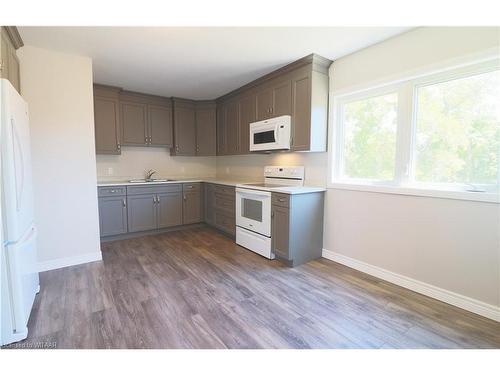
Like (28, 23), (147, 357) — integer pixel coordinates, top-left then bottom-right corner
(96, 148), (216, 181)
(17, 46), (102, 270)
(217, 27), (500, 320)
(325, 27), (500, 315)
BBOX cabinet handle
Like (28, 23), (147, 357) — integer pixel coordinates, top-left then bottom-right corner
(122, 199), (126, 207)
(157, 196), (160, 203)
(183, 195), (187, 201)
(117, 143), (121, 150)
(270, 107), (273, 114)
(278, 198), (286, 202)
(153, 197), (157, 204)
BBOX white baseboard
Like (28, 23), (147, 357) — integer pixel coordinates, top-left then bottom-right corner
(322, 249), (500, 323)
(37, 252), (102, 272)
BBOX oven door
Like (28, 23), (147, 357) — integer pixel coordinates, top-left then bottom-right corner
(235, 188), (271, 237)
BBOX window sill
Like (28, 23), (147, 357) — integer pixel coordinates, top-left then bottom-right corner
(328, 182), (499, 203)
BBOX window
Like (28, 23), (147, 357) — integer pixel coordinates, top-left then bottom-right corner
(342, 92), (398, 182)
(332, 59), (500, 202)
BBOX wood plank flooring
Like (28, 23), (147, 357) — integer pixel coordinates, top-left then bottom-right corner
(6, 227), (500, 349)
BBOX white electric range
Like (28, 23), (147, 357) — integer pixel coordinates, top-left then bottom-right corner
(235, 166), (304, 259)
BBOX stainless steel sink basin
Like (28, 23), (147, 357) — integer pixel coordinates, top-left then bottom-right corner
(128, 179), (175, 183)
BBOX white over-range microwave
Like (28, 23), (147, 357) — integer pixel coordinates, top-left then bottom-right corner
(249, 115), (291, 152)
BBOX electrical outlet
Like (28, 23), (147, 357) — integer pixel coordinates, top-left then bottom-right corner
(107, 167), (113, 175)
(181, 167), (186, 173)
(225, 167), (230, 174)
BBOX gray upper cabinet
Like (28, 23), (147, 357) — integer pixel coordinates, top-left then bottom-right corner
(216, 105), (226, 155)
(195, 101), (217, 156)
(238, 93), (256, 155)
(172, 98), (197, 156)
(224, 98), (240, 155)
(94, 85), (121, 155)
(272, 78), (292, 117)
(0, 27), (22, 94)
(127, 194), (157, 233)
(120, 95), (148, 146)
(216, 54), (331, 154)
(256, 85), (273, 121)
(157, 191), (183, 228)
(149, 104), (173, 147)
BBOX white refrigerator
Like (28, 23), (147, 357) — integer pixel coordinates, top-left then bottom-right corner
(0, 78), (39, 345)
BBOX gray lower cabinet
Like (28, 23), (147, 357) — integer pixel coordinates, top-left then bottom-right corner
(204, 183), (235, 236)
(127, 194), (157, 232)
(271, 204), (290, 259)
(271, 191), (325, 267)
(204, 183), (216, 226)
(98, 196), (128, 236)
(182, 183), (202, 224)
(157, 191), (183, 228)
(127, 184), (184, 233)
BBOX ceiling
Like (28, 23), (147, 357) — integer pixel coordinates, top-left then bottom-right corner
(19, 27), (412, 100)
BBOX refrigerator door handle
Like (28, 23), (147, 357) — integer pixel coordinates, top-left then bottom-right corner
(11, 117), (25, 212)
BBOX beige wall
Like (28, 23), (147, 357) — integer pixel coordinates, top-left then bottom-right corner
(18, 46), (102, 268)
(96, 148), (216, 181)
(326, 27), (500, 308)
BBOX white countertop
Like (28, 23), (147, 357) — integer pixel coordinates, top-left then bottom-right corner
(97, 178), (326, 195)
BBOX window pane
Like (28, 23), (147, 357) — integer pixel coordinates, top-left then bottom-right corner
(342, 93), (398, 180)
(414, 69), (500, 185)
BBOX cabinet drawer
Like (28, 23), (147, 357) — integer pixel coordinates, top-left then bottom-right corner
(127, 184), (182, 196)
(214, 184), (235, 197)
(98, 186), (126, 197)
(215, 194), (235, 214)
(182, 182), (201, 192)
(272, 193), (290, 208)
(215, 210), (235, 236)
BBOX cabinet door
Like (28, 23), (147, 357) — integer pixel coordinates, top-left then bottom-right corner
(0, 32), (8, 80)
(127, 194), (157, 233)
(256, 86), (273, 120)
(239, 93), (256, 154)
(183, 190), (202, 224)
(149, 104), (173, 147)
(121, 101), (148, 146)
(196, 106), (216, 156)
(224, 99), (240, 155)
(272, 79), (292, 117)
(173, 103), (196, 155)
(291, 71), (312, 151)
(94, 96), (121, 154)
(157, 192), (182, 228)
(216, 104), (226, 155)
(204, 183), (216, 225)
(272, 205), (290, 260)
(98, 196), (128, 236)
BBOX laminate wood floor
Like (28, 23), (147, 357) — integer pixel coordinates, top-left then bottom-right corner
(7, 227), (500, 349)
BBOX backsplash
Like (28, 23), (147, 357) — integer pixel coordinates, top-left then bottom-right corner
(96, 146), (217, 181)
(216, 152), (328, 187)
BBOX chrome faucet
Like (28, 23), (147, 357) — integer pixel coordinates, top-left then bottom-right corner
(145, 169), (157, 181)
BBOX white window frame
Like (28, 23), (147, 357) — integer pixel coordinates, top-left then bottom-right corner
(329, 58), (500, 203)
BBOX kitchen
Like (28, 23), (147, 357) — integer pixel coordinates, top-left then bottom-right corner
(1, 18), (499, 372)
